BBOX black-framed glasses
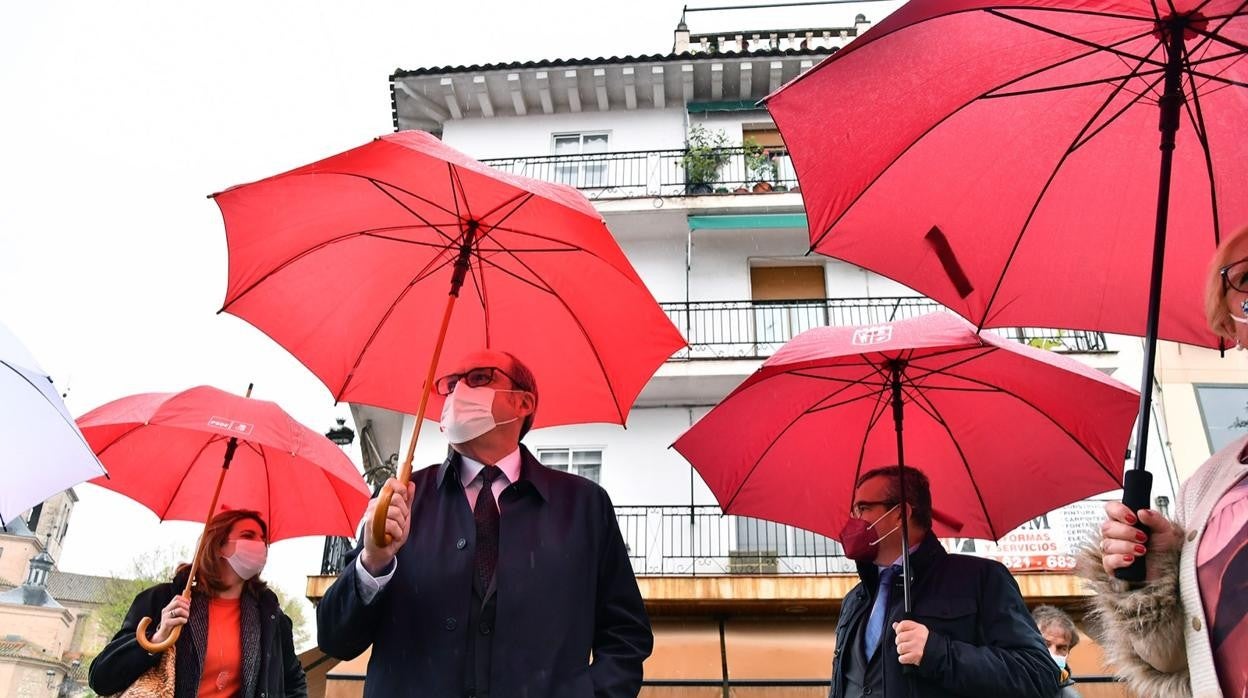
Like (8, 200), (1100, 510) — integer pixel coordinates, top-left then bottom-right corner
(851, 500), (898, 518)
(434, 366), (524, 396)
(1220, 257), (1248, 294)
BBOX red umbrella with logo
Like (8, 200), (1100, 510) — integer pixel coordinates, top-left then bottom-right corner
(79, 384), (370, 652)
(674, 313), (1138, 612)
(212, 131), (685, 547)
(767, 0), (1248, 579)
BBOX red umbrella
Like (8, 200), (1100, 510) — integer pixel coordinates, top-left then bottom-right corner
(767, 0), (1247, 579)
(673, 313), (1138, 610)
(212, 131), (685, 546)
(80, 385), (370, 651)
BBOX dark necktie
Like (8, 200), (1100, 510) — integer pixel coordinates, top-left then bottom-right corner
(473, 465), (503, 592)
(865, 565), (900, 659)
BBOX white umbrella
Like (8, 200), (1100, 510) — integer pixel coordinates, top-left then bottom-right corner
(0, 321), (105, 525)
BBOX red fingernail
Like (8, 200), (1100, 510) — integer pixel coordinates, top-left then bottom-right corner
(1125, 513), (1137, 524)
(1123, 555), (1134, 562)
(1135, 531), (1147, 542)
(1134, 545), (1146, 554)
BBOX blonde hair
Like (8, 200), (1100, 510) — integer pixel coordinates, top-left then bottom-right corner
(1205, 225), (1248, 341)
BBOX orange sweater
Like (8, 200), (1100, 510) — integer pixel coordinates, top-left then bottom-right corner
(197, 596), (242, 697)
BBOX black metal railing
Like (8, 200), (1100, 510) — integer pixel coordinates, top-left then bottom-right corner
(321, 535), (355, 575)
(481, 147), (799, 200)
(660, 297), (1110, 360)
(617, 505), (853, 576)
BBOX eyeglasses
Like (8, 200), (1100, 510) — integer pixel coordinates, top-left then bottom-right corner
(1220, 257), (1248, 294)
(851, 500), (898, 518)
(434, 366), (525, 396)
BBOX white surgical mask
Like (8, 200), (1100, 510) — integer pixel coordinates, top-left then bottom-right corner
(440, 384), (520, 444)
(1050, 653), (1067, 671)
(224, 539), (268, 580)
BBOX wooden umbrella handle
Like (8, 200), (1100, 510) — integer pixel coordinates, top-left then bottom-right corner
(135, 384), (252, 653)
(371, 293), (459, 548)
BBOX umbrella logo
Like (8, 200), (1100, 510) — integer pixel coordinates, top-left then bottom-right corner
(208, 417), (254, 436)
(852, 325), (893, 346)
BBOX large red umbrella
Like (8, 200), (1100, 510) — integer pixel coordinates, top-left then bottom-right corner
(80, 385), (370, 651)
(767, 0), (1247, 579)
(673, 313), (1138, 610)
(212, 131), (685, 545)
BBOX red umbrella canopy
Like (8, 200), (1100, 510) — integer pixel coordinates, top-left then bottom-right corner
(79, 386), (369, 542)
(213, 131), (685, 428)
(767, 0), (1248, 349)
(673, 313), (1138, 542)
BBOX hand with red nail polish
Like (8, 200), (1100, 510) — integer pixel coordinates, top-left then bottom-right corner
(1099, 502), (1182, 581)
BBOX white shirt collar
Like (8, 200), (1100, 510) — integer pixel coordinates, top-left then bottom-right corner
(459, 447), (523, 487)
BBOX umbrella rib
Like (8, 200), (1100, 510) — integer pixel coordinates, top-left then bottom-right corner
(808, 29), (1149, 251)
(474, 254), (558, 295)
(983, 67), (1165, 99)
(331, 246), (463, 403)
(363, 232), (575, 254)
(979, 55), (1157, 327)
(261, 445), (274, 537)
(985, 10), (1164, 67)
(846, 376), (897, 513)
(897, 377), (1000, 540)
(490, 246), (629, 426)
(1071, 75), (1162, 151)
(159, 435), (230, 521)
(367, 179), (460, 245)
(221, 226), (458, 311)
(88, 422), (147, 460)
(449, 163), (471, 223)
(721, 362), (886, 513)
(1181, 45), (1228, 353)
(469, 240), (493, 347)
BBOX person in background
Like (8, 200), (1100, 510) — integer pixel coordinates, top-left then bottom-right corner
(1031, 605), (1081, 697)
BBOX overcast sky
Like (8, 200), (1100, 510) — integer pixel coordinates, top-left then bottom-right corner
(0, 0), (902, 647)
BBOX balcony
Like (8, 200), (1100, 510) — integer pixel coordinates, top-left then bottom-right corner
(481, 147), (799, 200)
(662, 297), (1111, 360)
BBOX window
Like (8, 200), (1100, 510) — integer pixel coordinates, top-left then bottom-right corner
(552, 133), (609, 188)
(1194, 384), (1248, 452)
(750, 265), (828, 347)
(537, 447), (603, 484)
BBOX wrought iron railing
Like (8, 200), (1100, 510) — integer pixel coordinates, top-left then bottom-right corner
(618, 505), (852, 576)
(660, 297), (1111, 360)
(481, 147), (799, 199)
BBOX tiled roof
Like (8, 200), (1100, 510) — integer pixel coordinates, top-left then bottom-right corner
(392, 46), (835, 78)
(45, 572), (114, 605)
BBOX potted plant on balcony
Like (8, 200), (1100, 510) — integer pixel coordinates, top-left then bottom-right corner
(744, 137), (778, 193)
(682, 124), (732, 195)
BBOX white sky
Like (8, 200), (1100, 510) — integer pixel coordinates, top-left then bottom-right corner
(0, 0), (900, 648)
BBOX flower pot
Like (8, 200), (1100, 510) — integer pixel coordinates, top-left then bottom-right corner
(752, 182), (774, 193)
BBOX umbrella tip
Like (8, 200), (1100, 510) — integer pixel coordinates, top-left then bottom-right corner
(245, 383), (254, 398)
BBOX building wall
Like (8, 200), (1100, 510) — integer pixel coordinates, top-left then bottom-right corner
(442, 108), (688, 160)
(1156, 341), (1248, 483)
(0, 606), (73, 660)
(0, 538), (38, 588)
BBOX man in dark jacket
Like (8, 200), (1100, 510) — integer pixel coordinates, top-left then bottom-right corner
(830, 465), (1059, 698)
(317, 349), (653, 698)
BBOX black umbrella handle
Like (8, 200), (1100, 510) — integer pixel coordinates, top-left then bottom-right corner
(1114, 469), (1153, 584)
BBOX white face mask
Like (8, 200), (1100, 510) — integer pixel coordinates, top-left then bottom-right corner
(439, 383), (520, 444)
(1050, 653), (1067, 671)
(224, 539), (268, 580)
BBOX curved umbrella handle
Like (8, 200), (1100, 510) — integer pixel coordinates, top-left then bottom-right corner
(135, 616), (180, 653)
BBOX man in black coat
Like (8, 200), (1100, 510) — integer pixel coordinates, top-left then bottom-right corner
(317, 349), (653, 698)
(830, 465), (1059, 698)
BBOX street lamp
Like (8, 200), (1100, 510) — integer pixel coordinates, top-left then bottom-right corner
(325, 418), (355, 446)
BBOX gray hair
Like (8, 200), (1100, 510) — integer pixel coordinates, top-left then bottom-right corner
(1032, 605), (1079, 649)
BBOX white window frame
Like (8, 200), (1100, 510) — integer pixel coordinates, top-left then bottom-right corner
(550, 132), (610, 188)
(535, 446), (604, 484)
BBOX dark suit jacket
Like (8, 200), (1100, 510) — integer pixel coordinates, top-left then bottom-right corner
(317, 446), (653, 698)
(830, 535), (1060, 698)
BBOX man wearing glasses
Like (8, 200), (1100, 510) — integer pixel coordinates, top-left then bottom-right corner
(830, 465), (1057, 698)
(318, 349), (653, 698)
